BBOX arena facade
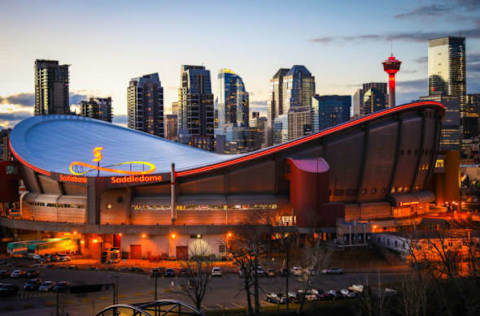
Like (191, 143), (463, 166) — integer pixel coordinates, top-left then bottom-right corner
(1, 101), (445, 259)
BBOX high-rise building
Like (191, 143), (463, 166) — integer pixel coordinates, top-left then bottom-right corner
(360, 83), (388, 115)
(268, 68), (290, 127)
(80, 97), (112, 123)
(0, 129), (13, 161)
(267, 65), (315, 145)
(34, 59), (70, 116)
(352, 89), (363, 118)
(214, 69), (250, 153)
(421, 94), (461, 152)
(171, 101), (179, 116)
(165, 114), (178, 142)
(288, 108), (312, 141)
(216, 69), (249, 129)
(273, 114), (289, 145)
(428, 37), (466, 101)
(428, 37), (467, 151)
(282, 65), (316, 113)
(178, 65), (214, 150)
(464, 94), (480, 139)
(312, 95), (351, 132)
(127, 73), (164, 137)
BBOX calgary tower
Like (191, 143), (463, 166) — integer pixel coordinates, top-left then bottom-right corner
(382, 54), (402, 107)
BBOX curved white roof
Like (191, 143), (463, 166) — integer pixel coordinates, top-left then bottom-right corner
(10, 115), (239, 177)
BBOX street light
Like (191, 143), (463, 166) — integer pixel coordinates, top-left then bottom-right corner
(170, 233), (176, 239)
(141, 233), (147, 239)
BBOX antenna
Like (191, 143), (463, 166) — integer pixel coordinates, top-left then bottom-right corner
(390, 40), (393, 56)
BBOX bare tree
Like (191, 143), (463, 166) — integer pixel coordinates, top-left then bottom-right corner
(177, 243), (212, 311)
(230, 226), (264, 316)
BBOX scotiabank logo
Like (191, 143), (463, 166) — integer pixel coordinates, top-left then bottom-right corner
(110, 175), (163, 184)
(59, 174), (87, 183)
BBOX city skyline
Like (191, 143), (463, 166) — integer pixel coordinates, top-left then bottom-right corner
(1, 0), (480, 129)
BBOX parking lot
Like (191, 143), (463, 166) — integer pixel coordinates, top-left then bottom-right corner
(0, 256), (408, 316)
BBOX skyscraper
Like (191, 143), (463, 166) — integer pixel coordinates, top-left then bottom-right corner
(80, 97), (112, 122)
(427, 36), (468, 151)
(421, 94), (461, 152)
(165, 114), (178, 142)
(178, 65), (214, 150)
(282, 65), (316, 113)
(216, 69), (249, 129)
(352, 89), (363, 118)
(127, 73), (164, 137)
(360, 82), (388, 115)
(312, 95), (351, 132)
(268, 65), (315, 144)
(428, 37), (466, 101)
(34, 59), (70, 116)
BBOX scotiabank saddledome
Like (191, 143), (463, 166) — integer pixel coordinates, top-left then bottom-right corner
(5, 101), (444, 258)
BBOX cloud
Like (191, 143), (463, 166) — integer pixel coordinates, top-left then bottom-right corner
(0, 93), (35, 107)
(69, 93), (88, 105)
(0, 110), (33, 129)
(395, 4), (452, 19)
(401, 69), (418, 74)
(414, 56), (428, 64)
(310, 24), (480, 44)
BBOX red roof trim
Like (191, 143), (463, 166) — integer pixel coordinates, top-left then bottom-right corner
(176, 101), (444, 178)
(9, 138), (51, 176)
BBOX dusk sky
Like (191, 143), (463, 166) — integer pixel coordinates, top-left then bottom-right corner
(1, 0), (479, 128)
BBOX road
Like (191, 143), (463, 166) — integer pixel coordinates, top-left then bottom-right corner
(0, 265), (407, 316)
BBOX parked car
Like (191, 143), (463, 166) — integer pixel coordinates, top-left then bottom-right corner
(164, 268), (175, 277)
(52, 281), (70, 293)
(178, 268), (188, 277)
(266, 268), (276, 277)
(10, 270), (27, 278)
(348, 284), (364, 293)
(39, 281), (56, 292)
(58, 255), (71, 262)
(0, 270), (9, 278)
(256, 266), (265, 277)
(291, 266), (303, 276)
(0, 283), (19, 297)
(32, 254), (43, 261)
(279, 268), (289, 277)
(24, 278), (42, 291)
(26, 270), (40, 278)
(211, 267), (222, 277)
(265, 292), (286, 304)
(321, 267), (344, 275)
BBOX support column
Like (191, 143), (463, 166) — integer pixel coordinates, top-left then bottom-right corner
(171, 163), (176, 225)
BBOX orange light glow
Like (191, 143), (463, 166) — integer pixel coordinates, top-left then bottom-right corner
(141, 233), (147, 239)
(118, 233), (123, 237)
(80, 240), (85, 245)
(92, 239), (98, 244)
(73, 231), (77, 235)
(227, 232), (232, 238)
(171, 233), (176, 239)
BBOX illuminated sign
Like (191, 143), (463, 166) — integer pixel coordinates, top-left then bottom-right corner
(110, 175), (163, 184)
(59, 174), (87, 184)
(69, 147), (156, 176)
(92, 147), (103, 162)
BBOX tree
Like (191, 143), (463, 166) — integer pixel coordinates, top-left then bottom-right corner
(230, 226), (264, 316)
(177, 243), (212, 311)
